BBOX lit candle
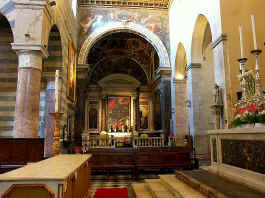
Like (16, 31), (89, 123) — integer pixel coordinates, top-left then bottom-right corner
(55, 70), (59, 112)
(239, 25), (245, 58)
(251, 14), (258, 50)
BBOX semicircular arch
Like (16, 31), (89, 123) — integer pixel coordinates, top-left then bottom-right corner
(79, 22), (170, 68)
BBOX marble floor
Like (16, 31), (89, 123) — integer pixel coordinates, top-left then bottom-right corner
(90, 170), (173, 198)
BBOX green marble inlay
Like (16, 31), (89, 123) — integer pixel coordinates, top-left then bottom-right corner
(221, 139), (265, 174)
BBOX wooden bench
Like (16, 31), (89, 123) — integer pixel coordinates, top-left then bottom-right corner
(0, 138), (44, 173)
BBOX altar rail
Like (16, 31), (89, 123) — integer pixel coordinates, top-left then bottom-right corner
(82, 135), (189, 149)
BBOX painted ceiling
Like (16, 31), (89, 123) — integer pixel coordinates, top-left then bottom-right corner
(87, 32), (159, 85)
(79, 0), (170, 9)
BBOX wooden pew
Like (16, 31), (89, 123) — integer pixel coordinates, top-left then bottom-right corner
(0, 138), (44, 173)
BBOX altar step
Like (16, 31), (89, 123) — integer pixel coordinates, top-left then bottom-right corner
(132, 169), (265, 198)
(131, 175), (205, 198)
(175, 169), (265, 198)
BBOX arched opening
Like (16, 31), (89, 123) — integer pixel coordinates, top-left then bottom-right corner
(0, 13), (17, 137)
(42, 25), (63, 157)
(76, 31), (161, 140)
(191, 14), (215, 162)
(174, 43), (189, 135)
(78, 22), (170, 68)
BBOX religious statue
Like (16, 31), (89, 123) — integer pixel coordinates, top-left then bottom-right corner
(213, 83), (220, 105)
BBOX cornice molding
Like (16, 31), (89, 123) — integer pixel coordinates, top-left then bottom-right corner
(211, 34), (227, 49)
(186, 63), (201, 71)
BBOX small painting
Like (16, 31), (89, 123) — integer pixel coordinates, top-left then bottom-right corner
(140, 104), (149, 130)
(107, 96), (130, 131)
(67, 40), (77, 102)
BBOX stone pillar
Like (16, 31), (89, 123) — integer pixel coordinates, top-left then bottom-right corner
(174, 79), (188, 135)
(149, 95), (155, 132)
(44, 82), (56, 157)
(12, 46), (48, 138)
(102, 97), (107, 131)
(157, 67), (171, 135)
(135, 88), (140, 131)
(211, 34), (230, 128)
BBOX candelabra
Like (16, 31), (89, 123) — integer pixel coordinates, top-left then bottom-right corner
(251, 49), (263, 96)
(237, 57), (248, 100)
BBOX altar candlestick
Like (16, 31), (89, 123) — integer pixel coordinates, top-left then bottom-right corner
(239, 25), (245, 58)
(251, 14), (258, 50)
(55, 70), (59, 112)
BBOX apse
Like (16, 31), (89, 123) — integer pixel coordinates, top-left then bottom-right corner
(75, 31), (161, 139)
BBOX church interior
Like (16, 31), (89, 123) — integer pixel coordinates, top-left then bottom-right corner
(0, 0), (265, 197)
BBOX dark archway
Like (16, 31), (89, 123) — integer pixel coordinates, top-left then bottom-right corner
(0, 14), (17, 137)
(42, 25), (63, 157)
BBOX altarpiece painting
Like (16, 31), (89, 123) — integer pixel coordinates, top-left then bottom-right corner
(67, 40), (77, 102)
(107, 96), (130, 131)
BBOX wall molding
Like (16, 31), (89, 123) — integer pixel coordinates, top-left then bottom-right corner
(211, 34), (227, 49)
(186, 63), (201, 71)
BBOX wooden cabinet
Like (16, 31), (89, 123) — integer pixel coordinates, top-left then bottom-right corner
(0, 155), (92, 198)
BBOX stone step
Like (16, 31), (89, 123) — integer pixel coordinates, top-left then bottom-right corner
(160, 174), (206, 198)
(175, 169), (265, 198)
(131, 183), (153, 198)
(145, 179), (175, 198)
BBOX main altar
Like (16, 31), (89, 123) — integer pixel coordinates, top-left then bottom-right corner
(81, 74), (162, 140)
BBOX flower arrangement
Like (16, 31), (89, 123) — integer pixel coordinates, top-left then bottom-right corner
(232, 69), (265, 127)
(232, 96), (265, 127)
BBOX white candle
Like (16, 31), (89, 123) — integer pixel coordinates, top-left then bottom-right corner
(239, 25), (245, 58)
(55, 70), (59, 112)
(251, 14), (258, 50)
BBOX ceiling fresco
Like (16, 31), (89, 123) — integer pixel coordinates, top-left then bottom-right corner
(87, 32), (159, 85)
(79, 0), (170, 9)
(89, 56), (148, 85)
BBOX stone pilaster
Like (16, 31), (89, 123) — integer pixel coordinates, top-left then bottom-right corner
(174, 79), (188, 135)
(157, 67), (171, 135)
(211, 34), (230, 128)
(44, 82), (55, 157)
(135, 88), (140, 131)
(12, 45), (48, 138)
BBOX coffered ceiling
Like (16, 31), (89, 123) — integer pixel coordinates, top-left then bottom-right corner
(79, 0), (170, 9)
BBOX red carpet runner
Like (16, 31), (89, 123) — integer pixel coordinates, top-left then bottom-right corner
(94, 188), (128, 198)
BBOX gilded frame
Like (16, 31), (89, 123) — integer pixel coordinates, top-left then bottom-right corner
(67, 40), (77, 102)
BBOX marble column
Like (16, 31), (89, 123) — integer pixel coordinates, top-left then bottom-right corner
(12, 47), (48, 138)
(157, 67), (172, 135)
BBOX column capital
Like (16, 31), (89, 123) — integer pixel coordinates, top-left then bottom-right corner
(156, 66), (172, 78)
(173, 79), (185, 85)
(186, 63), (201, 71)
(211, 34), (227, 49)
(12, 43), (49, 58)
(12, 43), (48, 71)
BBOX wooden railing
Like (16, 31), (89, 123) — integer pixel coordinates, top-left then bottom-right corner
(82, 136), (116, 149)
(82, 134), (190, 149)
(133, 137), (165, 147)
